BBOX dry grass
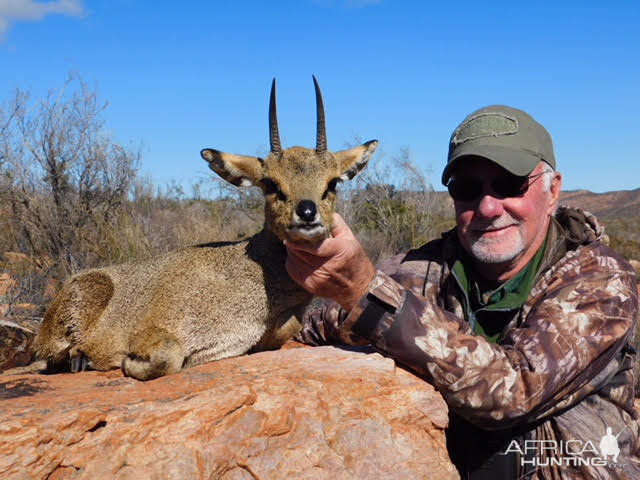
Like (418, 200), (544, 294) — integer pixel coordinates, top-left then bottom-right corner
(1, 80), (637, 383)
(0, 141), (454, 312)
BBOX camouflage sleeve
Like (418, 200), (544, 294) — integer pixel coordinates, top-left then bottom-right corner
(294, 299), (369, 346)
(294, 253), (408, 347)
(341, 244), (639, 430)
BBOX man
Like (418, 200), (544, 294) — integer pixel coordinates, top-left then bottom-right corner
(285, 105), (640, 479)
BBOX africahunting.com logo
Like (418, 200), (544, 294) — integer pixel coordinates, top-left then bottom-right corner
(503, 425), (630, 468)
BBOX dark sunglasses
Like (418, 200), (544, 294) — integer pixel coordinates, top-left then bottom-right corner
(447, 171), (548, 202)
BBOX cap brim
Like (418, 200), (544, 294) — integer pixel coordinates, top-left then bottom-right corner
(442, 144), (541, 185)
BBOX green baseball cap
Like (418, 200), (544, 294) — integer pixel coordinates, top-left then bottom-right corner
(442, 105), (556, 185)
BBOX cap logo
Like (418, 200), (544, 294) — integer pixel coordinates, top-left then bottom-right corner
(451, 112), (518, 146)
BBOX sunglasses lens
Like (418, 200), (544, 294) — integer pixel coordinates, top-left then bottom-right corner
(448, 174), (530, 202)
(447, 179), (482, 202)
(492, 176), (528, 198)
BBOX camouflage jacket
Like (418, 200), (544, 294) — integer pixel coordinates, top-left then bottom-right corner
(297, 207), (640, 479)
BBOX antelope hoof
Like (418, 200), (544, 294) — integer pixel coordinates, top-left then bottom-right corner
(70, 351), (91, 372)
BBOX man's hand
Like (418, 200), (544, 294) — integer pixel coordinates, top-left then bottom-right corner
(285, 213), (376, 312)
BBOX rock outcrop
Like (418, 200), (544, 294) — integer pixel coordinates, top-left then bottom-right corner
(0, 319), (36, 371)
(0, 344), (458, 480)
(0, 272), (16, 296)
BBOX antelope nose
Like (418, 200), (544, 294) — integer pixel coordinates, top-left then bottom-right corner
(296, 200), (317, 223)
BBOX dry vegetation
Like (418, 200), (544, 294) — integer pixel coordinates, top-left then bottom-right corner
(0, 78), (453, 315)
(602, 217), (640, 268)
(0, 77), (637, 322)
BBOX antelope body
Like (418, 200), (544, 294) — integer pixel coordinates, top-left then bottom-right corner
(33, 77), (378, 380)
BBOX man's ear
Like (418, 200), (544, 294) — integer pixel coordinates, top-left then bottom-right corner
(334, 140), (378, 181)
(201, 149), (264, 186)
(548, 171), (563, 215)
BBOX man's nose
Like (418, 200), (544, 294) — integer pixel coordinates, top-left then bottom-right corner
(475, 194), (504, 218)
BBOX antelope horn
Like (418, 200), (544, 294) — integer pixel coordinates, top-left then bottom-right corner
(269, 78), (282, 154)
(313, 75), (327, 153)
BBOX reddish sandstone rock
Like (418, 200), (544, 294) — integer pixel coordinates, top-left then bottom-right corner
(1, 251), (51, 272)
(10, 302), (43, 317)
(0, 319), (36, 371)
(0, 345), (458, 480)
(0, 272), (16, 296)
(43, 277), (61, 301)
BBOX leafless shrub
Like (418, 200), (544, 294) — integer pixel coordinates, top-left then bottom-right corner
(0, 88), (457, 314)
(337, 142), (454, 264)
(0, 75), (140, 278)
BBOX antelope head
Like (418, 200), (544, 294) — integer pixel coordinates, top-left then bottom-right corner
(201, 76), (378, 243)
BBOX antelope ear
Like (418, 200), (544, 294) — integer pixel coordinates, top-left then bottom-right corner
(201, 149), (264, 187)
(334, 140), (378, 181)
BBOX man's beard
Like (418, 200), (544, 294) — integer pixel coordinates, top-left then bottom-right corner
(467, 214), (525, 264)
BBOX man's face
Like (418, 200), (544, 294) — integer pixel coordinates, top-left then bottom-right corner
(452, 157), (561, 279)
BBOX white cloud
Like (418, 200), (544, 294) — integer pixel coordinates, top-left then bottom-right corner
(0, 0), (85, 41)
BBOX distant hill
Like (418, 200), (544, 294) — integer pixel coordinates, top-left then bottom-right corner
(426, 187), (640, 264)
(435, 188), (640, 220)
(559, 188), (640, 219)
(559, 189), (640, 262)
(429, 188), (640, 220)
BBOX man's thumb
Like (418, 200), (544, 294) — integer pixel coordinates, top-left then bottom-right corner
(331, 213), (353, 239)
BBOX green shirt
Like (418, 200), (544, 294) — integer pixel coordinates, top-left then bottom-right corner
(451, 237), (547, 343)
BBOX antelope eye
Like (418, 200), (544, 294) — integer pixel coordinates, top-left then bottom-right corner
(322, 178), (340, 199)
(260, 178), (287, 201)
(261, 178), (278, 195)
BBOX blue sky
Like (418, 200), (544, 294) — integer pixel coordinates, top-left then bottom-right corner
(1, 0), (638, 193)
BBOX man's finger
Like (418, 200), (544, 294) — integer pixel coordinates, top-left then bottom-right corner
(285, 256), (309, 283)
(284, 239), (323, 255)
(285, 244), (327, 268)
(330, 213), (354, 239)
(285, 236), (345, 258)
